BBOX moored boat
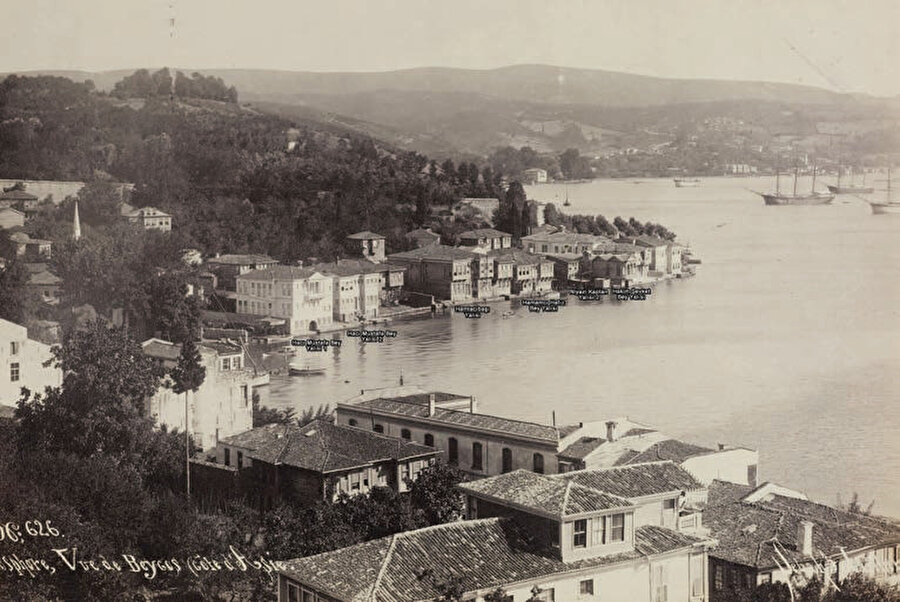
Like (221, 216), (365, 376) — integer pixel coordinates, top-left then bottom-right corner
(757, 165), (833, 206)
(673, 178), (701, 188)
(827, 184), (874, 195)
(289, 362), (326, 376)
(866, 166), (898, 214)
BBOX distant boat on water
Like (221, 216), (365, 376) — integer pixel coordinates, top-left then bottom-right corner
(756, 166), (834, 206)
(673, 178), (701, 188)
(563, 184), (571, 207)
(289, 361), (326, 376)
(866, 167), (899, 215)
(827, 165), (874, 195)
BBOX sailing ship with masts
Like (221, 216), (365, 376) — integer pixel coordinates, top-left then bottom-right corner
(827, 165), (874, 195)
(867, 167), (899, 215)
(756, 164), (834, 206)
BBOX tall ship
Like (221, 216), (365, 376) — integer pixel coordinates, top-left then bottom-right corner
(673, 177), (701, 188)
(827, 165), (874, 195)
(867, 167), (899, 215)
(757, 166), (834, 206)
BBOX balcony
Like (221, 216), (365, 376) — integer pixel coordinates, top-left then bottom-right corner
(678, 511), (710, 536)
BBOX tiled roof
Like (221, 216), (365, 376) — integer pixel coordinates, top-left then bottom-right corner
(220, 419), (438, 473)
(556, 461), (704, 498)
(406, 228), (440, 240)
(238, 265), (323, 280)
(207, 254), (278, 266)
(705, 480), (900, 570)
(349, 397), (560, 442)
(388, 245), (475, 262)
(279, 518), (705, 602)
(141, 338), (182, 362)
(374, 392), (468, 406)
(347, 231), (385, 240)
(459, 470), (632, 518)
(127, 206), (171, 218)
(312, 260), (385, 277)
(0, 189), (38, 201)
(459, 228), (511, 239)
(28, 271), (61, 285)
(618, 439), (714, 465)
(559, 436), (606, 460)
(488, 248), (549, 265)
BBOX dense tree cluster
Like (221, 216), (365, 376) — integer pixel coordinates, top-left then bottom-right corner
(541, 202), (677, 241)
(112, 68), (238, 103)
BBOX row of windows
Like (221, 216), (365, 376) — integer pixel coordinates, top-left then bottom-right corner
(572, 514), (625, 548)
(223, 448), (244, 469)
(364, 422), (547, 475)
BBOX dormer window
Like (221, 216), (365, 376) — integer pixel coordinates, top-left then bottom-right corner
(610, 513), (625, 542)
(573, 519), (587, 548)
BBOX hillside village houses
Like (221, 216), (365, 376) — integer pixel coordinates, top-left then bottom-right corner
(405, 227), (441, 248)
(0, 318), (62, 408)
(277, 461), (715, 602)
(334, 385), (758, 487)
(458, 228), (513, 251)
(141, 337), (270, 450)
(522, 166), (548, 184)
(345, 230), (385, 262)
(125, 205), (172, 232)
(206, 418), (440, 509)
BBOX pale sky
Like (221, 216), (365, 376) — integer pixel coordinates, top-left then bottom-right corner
(3, 0), (899, 96)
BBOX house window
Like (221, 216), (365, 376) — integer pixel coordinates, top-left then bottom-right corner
(301, 588), (315, 602)
(350, 472), (361, 491)
(237, 451), (243, 469)
(221, 357), (230, 371)
(592, 515), (606, 545)
(533, 453), (544, 474)
(401, 428), (411, 440)
(240, 385), (248, 407)
(10, 341), (19, 355)
(224, 448), (231, 466)
(714, 565), (725, 590)
(502, 448), (513, 473)
(287, 583), (300, 602)
(573, 519), (587, 548)
(373, 424), (384, 433)
(579, 579), (594, 595)
(448, 438), (458, 465)
(654, 564), (668, 602)
(610, 513), (625, 542)
(424, 433), (434, 447)
(472, 442), (483, 471)
(748, 464), (758, 488)
(10, 362), (20, 382)
(348, 419), (358, 427)
(532, 588), (554, 601)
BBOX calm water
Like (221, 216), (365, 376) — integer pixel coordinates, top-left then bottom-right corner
(269, 176), (900, 516)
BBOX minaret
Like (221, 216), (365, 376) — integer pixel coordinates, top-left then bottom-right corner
(73, 200), (81, 241)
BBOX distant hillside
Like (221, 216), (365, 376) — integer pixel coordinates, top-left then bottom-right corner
(4, 65), (898, 158)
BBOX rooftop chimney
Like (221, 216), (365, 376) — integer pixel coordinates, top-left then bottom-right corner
(797, 521), (814, 556)
(606, 420), (618, 442)
(428, 393), (436, 417)
(469, 395), (478, 414)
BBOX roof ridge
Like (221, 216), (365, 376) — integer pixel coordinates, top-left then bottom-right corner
(367, 533), (399, 601)
(561, 481), (573, 517)
(550, 459), (676, 478)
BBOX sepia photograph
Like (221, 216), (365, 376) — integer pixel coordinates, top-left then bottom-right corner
(0, 1), (898, 600)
